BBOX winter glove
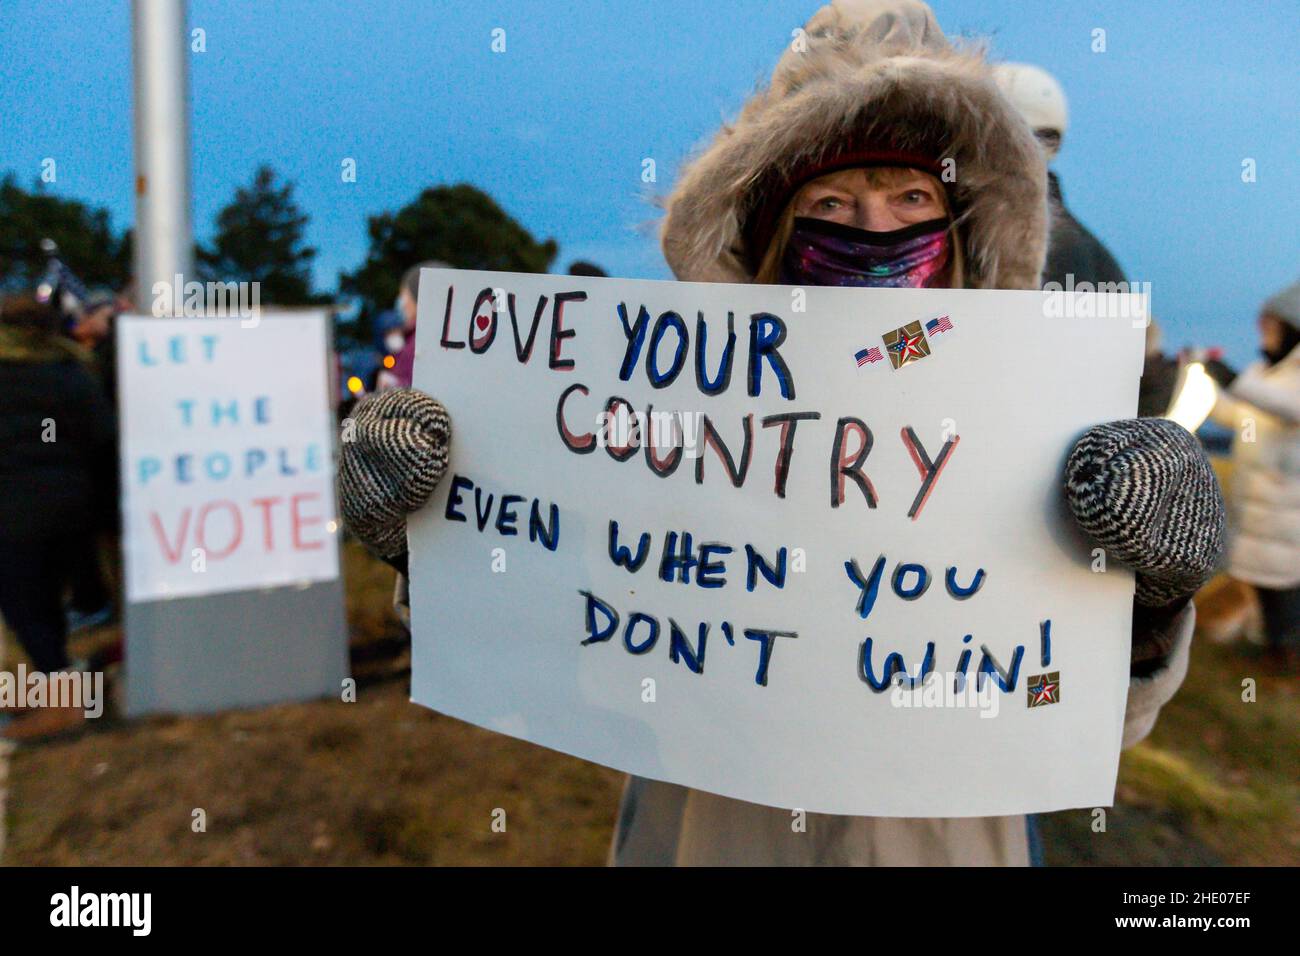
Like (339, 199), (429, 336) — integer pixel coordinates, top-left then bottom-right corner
(1064, 418), (1225, 668)
(1203, 357), (1237, 389)
(339, 388), (452, 561)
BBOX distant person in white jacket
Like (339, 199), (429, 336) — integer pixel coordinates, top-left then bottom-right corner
(1211, 279), (1300, 668)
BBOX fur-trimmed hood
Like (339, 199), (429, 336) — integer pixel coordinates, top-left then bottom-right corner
(660, 0), (1049, 290)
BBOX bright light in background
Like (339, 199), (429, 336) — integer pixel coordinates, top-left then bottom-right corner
(346, 376), (364, 395)
(1165, 362), (1218, 433)
(382, 355), (395, 369)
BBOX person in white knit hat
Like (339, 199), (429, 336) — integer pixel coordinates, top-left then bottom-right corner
(992, 61), (1127, 290)
(338, 0), (1225, 866)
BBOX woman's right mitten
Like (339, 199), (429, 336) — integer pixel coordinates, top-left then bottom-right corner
(339, 388), (452, 560)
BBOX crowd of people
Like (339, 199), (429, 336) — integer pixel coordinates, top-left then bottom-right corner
(334, 0), (1293, 866)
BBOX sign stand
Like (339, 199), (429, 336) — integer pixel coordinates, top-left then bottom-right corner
(124, 579), (346, 715)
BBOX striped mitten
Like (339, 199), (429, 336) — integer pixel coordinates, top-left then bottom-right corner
(1064, 418), (1225, 610)
(339, 388), (452, 560)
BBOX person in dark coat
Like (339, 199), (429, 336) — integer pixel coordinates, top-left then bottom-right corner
(0, 295), (116, 676)
(992, 62), (1127, 289)
(1042, 170), (1126, 287)
(994, 61), (1185, 419)
(64, 288), (120, 626)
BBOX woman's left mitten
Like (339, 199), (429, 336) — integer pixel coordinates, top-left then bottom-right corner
(1064, 418), (1225, 608)
(338, 389), (452, 560)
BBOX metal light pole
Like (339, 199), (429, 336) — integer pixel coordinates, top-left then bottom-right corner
(132, 0), (193, 314)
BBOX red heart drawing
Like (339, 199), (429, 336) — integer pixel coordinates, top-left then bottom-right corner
(476, 314), (490, 331)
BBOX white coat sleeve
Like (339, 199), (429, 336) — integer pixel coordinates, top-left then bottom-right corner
(1122, 602), (1194, 749)
(1227, 366), (1300, 425)
(1208, 387), (1245, 429)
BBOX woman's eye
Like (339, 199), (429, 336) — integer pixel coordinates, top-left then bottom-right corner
(900, 190), (930, 204)
(816, 196), (844, 210)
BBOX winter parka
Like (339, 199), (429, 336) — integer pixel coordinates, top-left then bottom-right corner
(612, 0), (1195, 867)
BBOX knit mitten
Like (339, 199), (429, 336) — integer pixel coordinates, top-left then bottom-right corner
(1064, 418), (1225, 611)
(339, 388), (452, 560)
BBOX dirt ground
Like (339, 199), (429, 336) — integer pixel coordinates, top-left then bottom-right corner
(2, 543), (1296, 866)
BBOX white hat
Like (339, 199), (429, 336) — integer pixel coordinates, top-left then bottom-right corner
(992, 62), (1069, 137)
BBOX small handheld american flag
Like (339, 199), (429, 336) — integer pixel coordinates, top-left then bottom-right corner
(855, 346), (884, 367)
(925, 315), (954, 335)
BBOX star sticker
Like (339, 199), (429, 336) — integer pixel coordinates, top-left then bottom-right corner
(1027, 672), (1061, 707)
(1031, 679), (1057, 705)
(898, 331), (927, 361)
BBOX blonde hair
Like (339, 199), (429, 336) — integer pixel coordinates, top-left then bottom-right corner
(753, 167), (964, 288)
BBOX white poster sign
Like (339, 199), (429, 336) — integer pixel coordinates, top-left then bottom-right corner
(409, 269), (1146, 817)
(119, 314), (340, 602)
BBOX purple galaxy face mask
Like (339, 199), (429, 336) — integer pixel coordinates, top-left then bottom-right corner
(778, 216), (952, 288)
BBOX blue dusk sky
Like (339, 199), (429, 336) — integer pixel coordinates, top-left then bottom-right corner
(2, 0), (1296, 366)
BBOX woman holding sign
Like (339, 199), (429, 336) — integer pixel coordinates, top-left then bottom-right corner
(339, 0), (1224, 865)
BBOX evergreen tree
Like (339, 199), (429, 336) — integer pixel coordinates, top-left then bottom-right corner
(341, 183), (557, 323)
(198, 165), (318, 303)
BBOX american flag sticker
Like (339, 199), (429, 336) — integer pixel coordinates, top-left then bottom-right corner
(925, 314), (954, 335)
(854, 346), (884, 367)
(1027, 672), (1060, 707)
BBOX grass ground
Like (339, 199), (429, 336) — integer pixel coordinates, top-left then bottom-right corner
(2, 541), (1295, 866)
(1039, 606), (1298, 865)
